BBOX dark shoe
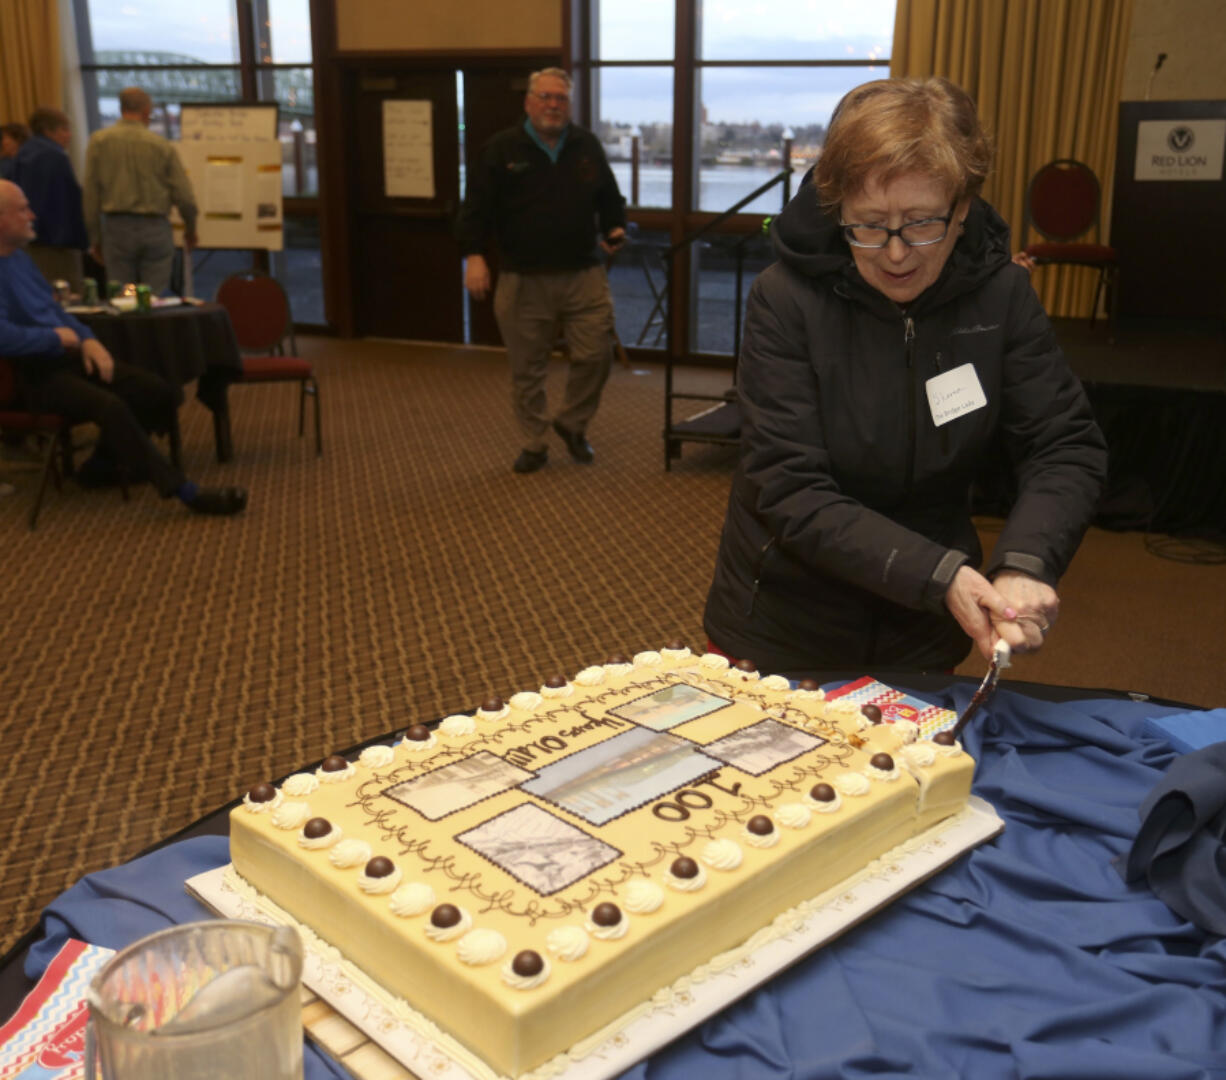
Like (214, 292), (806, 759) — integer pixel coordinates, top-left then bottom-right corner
(75, 452), (123, 488)
(512, 448), (548, 474)
(187, 486), (248, 515)
(552, 421), (594, 464)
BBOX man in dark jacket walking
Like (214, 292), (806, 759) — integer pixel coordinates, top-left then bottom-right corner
(458, 68), (626, 474)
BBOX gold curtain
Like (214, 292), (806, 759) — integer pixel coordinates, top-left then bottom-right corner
(0, 0), (62, 129)
(891, 0), (1133, 318)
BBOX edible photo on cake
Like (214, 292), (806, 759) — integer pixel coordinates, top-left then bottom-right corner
(521, 726), (722, 825)
(608, 682), (733, 731)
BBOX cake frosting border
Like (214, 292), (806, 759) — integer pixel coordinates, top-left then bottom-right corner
(199, 797), (1001, 1080)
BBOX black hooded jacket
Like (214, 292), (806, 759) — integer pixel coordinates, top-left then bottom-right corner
(702, 188), (1107, 674)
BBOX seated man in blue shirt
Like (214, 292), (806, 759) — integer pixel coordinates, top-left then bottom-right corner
(0, 179), (245, 516)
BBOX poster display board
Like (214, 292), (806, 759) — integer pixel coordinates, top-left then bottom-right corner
(382, 99), (435, 198)
(174, 103), (283, 252)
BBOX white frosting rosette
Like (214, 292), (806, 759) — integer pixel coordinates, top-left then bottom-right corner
(632, 650), (663, 668)
(935, 736), (964, 757)
(623, 880), (664, 914)
(539, 681), (573, 699)
(501, 954), (551, 990)
(743, 822), (780, 848)
(457, 928), (507, 965)
(901, 742), (937, 769)
(825, 700), (861, 725)
(280, 772), (318, 797)
(726, 665), (760, 682)
(573, 665), (606, 687)
(388, 882), (436, 917)
(270, 801), (310, 830)
(790, 685), (826, 701)
(759, 674), (791, 692)
(439, 713), (476, 737)
(358, 861), (402, 894)
(242, 788), (282, 813)
(698, 652), (730, 672)
(316, 761), (355, 783)
(701, 838), (743, 870)
(892, 719), (920, 744)
(602, 660), (633, 678)
(660, 644), (692, 662)
(425, 907), (472, 942)
(664, 862), (707, 891)
(476, 701), (510, 723)
(545, 925), (589, 961)
(400, 731), (437, 753)
(834, 772), (871, 797)
(508, 691), (543, 713)
(298, 822), (342, 849)
(776, 803), (812, 829)
(805, 787), (843, 814)
(359, 744), (396, 770)
(585, 910), (629, 941)
(328, 838), (372, 868)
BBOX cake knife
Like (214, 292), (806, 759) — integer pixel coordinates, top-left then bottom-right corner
(949, 638), (1011, 740)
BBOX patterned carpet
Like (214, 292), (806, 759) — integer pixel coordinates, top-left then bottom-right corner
(1, 337), (1222, 958)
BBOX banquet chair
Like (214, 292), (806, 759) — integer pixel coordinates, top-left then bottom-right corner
(214, 272), (322, 456)
(0, 357), (129, 529)
(1021, 159), (1118, 328)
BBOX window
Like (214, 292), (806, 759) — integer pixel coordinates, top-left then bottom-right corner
(74, 0), (324, 325)
(577, 0), (894, 357)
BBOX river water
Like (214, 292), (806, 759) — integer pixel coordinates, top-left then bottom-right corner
(610, 162), (809, 216)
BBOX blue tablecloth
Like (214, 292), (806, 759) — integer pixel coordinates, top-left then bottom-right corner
(24, 687), (1226, 1080)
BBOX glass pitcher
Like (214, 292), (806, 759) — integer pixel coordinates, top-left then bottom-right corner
(84, 919), (303, 1080)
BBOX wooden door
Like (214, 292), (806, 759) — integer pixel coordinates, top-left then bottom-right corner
(346, 67), (462, 341)
(461, 62), (556, 346)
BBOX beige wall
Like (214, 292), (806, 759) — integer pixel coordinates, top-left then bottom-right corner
(334, 0), (561, 52)
(1122, 0), (1226, 100)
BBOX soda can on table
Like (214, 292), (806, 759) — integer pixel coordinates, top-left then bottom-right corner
(83, 278), (99, 305)
(135, 284), (152, 311)
(52, 279), (71, 305)
(107, 279), (122, 299)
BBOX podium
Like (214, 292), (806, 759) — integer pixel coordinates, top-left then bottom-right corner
(1110, 100), (1226, 321)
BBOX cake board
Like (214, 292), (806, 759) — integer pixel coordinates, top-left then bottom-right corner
(187, 796), (1003, 1080)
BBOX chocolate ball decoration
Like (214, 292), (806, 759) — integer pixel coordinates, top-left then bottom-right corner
(605, 653), (630, 665)
(544, 674), (568, 689)
(870, 752), (895, 771)
(480, 696), (503, 712)
(809, 782), (836, 803)
(406, 724), (432, 742)
(665, 638), (687, 651)
(321, 755), (348, 772)
(734, 658), (757, 673)
(797, 678), (821, 692)
(861, 704), (883, 724)
(431, 903), (461, 928)
(512, 949), (544, 977)
(591, 902), (622, 927)
(365, 856), (394, 878)
(747, 814), (774, 835)
(670, 856), (699, 879)
(303, 817), (332, 839)
(933, 730), (957, 746)
(247, 782), (276, 803)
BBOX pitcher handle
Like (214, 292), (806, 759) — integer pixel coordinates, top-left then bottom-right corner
(83, 1012), (97, 1080)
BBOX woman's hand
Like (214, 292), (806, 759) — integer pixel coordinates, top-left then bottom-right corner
(991, 570), (1058, 655)
(944, 565), (1017, 661)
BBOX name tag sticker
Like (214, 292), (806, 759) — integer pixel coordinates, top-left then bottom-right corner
(926, 363), (987, 427)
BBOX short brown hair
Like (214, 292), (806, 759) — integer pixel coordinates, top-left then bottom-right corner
(1, 123), (30, 147)
(28, 107), (69, 137)
(814, 77), (993, 210)
(119, 87), (153, 114)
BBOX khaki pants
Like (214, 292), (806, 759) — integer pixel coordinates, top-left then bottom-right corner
(493, 266), (614, 452)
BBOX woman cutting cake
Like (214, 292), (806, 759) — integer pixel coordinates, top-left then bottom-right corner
(703, 77), (1107, 675)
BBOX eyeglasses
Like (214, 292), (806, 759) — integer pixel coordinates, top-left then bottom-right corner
(531, 91), (570, 105)
(838, 206), (956, 248)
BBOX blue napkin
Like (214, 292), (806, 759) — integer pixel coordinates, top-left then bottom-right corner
(1142, 708), (1226, 755)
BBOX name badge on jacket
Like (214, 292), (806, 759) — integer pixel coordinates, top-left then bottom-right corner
(926, 363), (987, 427)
